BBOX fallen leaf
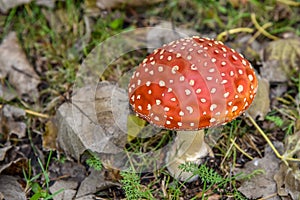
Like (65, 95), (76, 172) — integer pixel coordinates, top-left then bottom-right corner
(49, 180), (78, 200)
(274, 131), (300, 199)
(0, 32), (40, 100)
(0, 175), (26, 200)
(0, 0), (30, 13)
(247, 76), (270, 120)
(0, 146), (11, 161)
(76, 169), (120, 198)
(94, 0), (163, 10)
(146, 21), (200, 52)
(0, 104), (26, 139)
(42, 119), (58, 151)
(261, 38), (300, 82)
(235, 142), (283, 199)
(55, 82), (128, 160)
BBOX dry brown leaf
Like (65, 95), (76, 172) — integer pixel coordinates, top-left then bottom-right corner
(55, 82), (128, 161)
(42, 119), (58, 151)
(0, 105), (26, 139)
(274, 131), (300, 199)
(0, 32), (40, 100)
(261, 38), (300, 82)
(247, 76), (270, 120)
(235, 142), (283, 199)
(0, 175), (26, 200)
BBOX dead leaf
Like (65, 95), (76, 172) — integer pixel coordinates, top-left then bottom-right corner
(247, 76), (270, 120)
(49, 180), (78, 200)
(0, 146), (11, 161)
(55, 82), (128, 160)
(235, 142), (284, 199)
(274, 131), (300, 199)
(94, 0), (163, 10)
(0, 32), (40, 100)
(146, 21), (201, 52)
(0, 175), (26, 200)
(0, 0), (30, 13)
(261, 38), (300, 82)
(0, 104), (26, 139)
(76, 169), (120, 198)
(42, 119), (58, 151)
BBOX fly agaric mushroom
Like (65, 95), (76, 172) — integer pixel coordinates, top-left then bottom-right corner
(128, 36), (258, 181)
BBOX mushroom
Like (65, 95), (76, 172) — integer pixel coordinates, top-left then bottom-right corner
(128, 36), (258, 181)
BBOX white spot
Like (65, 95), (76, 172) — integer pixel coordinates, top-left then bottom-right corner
(228, 101), (233, 106)
(186, 106), (193, 114)
(221, 47), (227, 52)
(215, 112), (221, 116)
(145, 68), (149, 72)
(201, 98), (206, 103)
(190, 123), (195, 127)
(178, 122), (183, 126)
(172, 65), (179, 74)
(137, 95), (141, 99)
(128, 87), (132, 93)
(187, 55), (192, 60)
(142, 58), (148, 63)
(237, 85), (244, 93)
(160, 49), (165, 55)
(180, 46), (185, 50)
(242, 59), (247, 66)
(225, 110), (229, 114)
(185, 89), (191, 96)
(150, 61), (155, 65)
(244, 102), (249, 108)
(224, 92), (230, 98)
(232, 106), (238, 112)
(148, 90), (152, 94)
(137, 79), (141, 85)
(210, 118), (216, 123)
(196, 89), (201, 94)
(166, 121), (171, 125)
(250, 94), (253, 99)
(235, 94), (239, 98)
(179, 76), (185, 82)
(189, 48), (194, 52)
(171, 97), (176, 102)
(167, 88), (172, 92)
(189, 80), (195, 86)
(146, 81), (151, 86)
(209, 68), (215, 73)
(179, 111), (184, 116)
(221, 79), (228, 84)
(221, 73), (225, 77)
(191, 64), (197, 70)
(160, 55), (164, 59)
(223, 53), (227, 58)
(149, 70), (154, 75)
(210, 104), (217, 111)
(221, 61), (226, 66)
(238, 69), (243, 74)
(164, 107), (170, 112)
(197, 49), (203, 54)
(131, 95), (135, 102)
(206, 76), (213, 81)
(149, 57), (154, 61)
(135, 72), (140, 77)
(210, 88), (217, 94)
(158, 66), (164, 72)
(204, 62), (208, 67)
(131, 84), (135, 88)
(232, 54), (238, 61)
(203, 111), (207, 115)
(147, 104), (151, 110)
(176, 53), (181, 58)
(211, 58), (216, 63)
(138, 105), (142, 110)
(239, 53), (244, 58)
(167, 56), (172, 61)
(154, 116), (160, 121)
(169, 79), (174, 83)
(156, 99), (161, 105)
(230, 71), (234, 76)
(248, 74), (254, 81)
(159, 80), (166, 87)
(214, 49), (219, 54)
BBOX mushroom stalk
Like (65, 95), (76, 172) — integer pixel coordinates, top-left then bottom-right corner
(166, 130), (212, 182)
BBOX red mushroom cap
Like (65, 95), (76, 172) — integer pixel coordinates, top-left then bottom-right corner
(128, 36), (258, 130)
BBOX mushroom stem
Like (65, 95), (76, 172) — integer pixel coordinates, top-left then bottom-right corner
(166, 130), (213, 182)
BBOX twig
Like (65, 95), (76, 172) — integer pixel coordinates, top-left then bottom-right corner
(0, 104), (49, 118)
(216, 28), (254, 41)
(250, 13), (279, 40)
(230, 138), (254, 160)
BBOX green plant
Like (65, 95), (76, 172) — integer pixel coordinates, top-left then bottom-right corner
(120, 168), (154, 199)
(23, 151), (63, 200)
(86, 153), (103, 171)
